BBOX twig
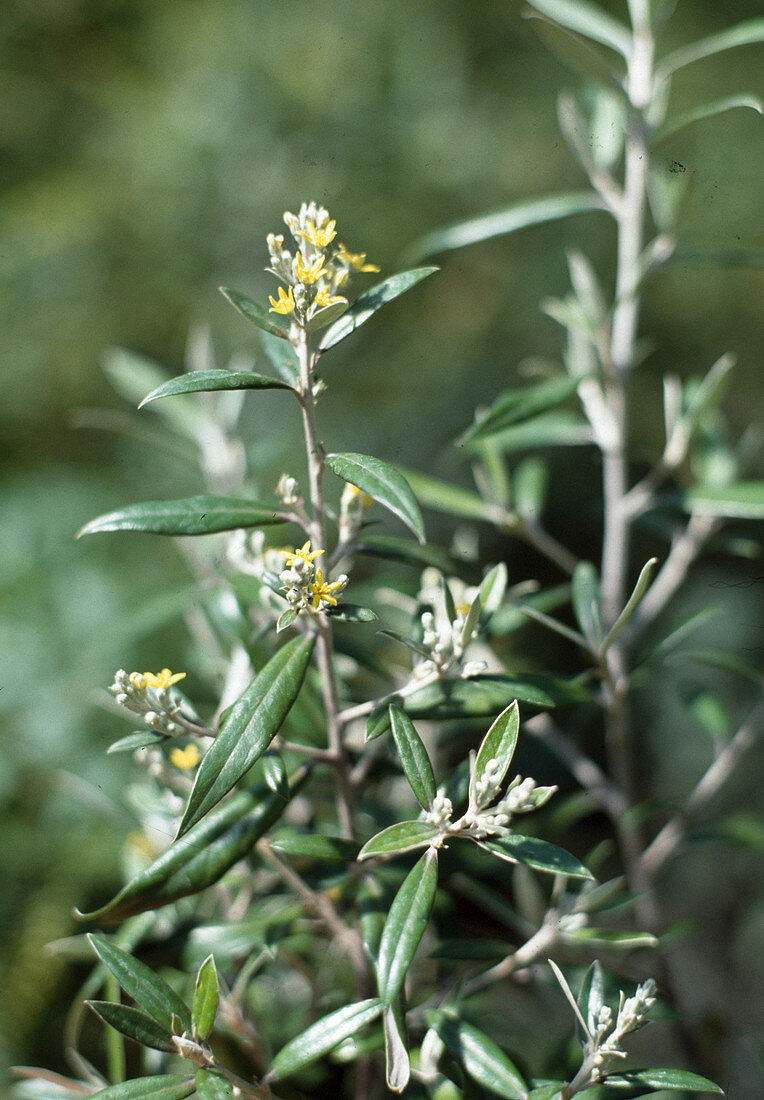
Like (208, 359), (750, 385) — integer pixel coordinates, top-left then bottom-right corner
(641, 698), (763, 878)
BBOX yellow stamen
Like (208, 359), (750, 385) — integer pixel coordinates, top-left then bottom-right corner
(297, 219), (337, 249)
(295, 253), (327, 285)
(269, 285), (296, 314)
(170, 744), (201, 770)
(143, 669), (186, 690)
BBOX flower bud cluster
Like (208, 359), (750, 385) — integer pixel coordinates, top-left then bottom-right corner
(275, 473), (301, 507)
(110, 668), (190, 736)
(590, 979), (657, 1068)
(279, 541), (347, 616)
(423, 790), (454, 828)
(266, 202), (379, 331)
(459, 754), (557, 840)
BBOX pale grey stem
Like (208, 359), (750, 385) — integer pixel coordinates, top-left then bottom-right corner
(641, 699), (763, 878)
(297, 330), (356, 840)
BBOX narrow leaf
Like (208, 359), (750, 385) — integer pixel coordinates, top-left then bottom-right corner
(271, 834), (359, 862)
(262, 754), (289, 799)
(267, 999), (384, 1080)
(682, 481), (764, 519)
(107, 731), (166, 754)
(572, 561), (603, 649)
(432, 1016), (526, 1099)
(389, 706), (437, 810)
(87, 1076), (196, 1099)
(191, 956), (219, 1041)
(400, 467), (494, 521)
(78, 496), (285, 538)
(523, 0), (631, 55)
(194, 1071), (234, 1100)
(87, 937), (191, 1034)
(603, 1068), (723, 1093)
(358, 821), (440, 860)
(601, 557), (658, 650)
(259, 329), (299, 383)
(405, 192), (603, 262)
(658, 17), (764, 79)
(658, 95), (763, 141)
(326, 603), (379, 623)
(219, 286), (290, 339)
(77, 776), (304, 922)
(384, 1001), (410, 1093)
(318, 267), (437, 351)
(378, 629), (432, 660)
(468, 410), (592, 453)
(462, 376), (583, 445)
(480, 836), (593, 878)
(479, 562), (508, 614)
(276, 607), (297, 633)
(178, 635), (314, 835)
(471, 702), (520, 807)
(87, 1002), (175, 1053)
(326, 452), (425, 542)
(139, 370), (292, 408)
(377, 849), (438, 1002)
(577, 961), (605, 1041)
(355, 534), (468, 576)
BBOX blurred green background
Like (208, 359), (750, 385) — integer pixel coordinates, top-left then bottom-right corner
(1, 0), (762, 1094)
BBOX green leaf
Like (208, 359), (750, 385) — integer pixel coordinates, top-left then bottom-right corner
(479, 562), (508, 614)
(78, 496), (285, 538)
(431, 1015), (526, 1099)
(138, 369), (292, 408)
(326, 452), (425, 543)
(327, 603), (379, 623)
(577, 961), (604, 1041)
(271, 834), (360, 862)
(355, 534), (469, 576)
(383, 1000), (410, 1093)
(682, 481), (764, 519)
(77, 778), (303, 922)
(376, 849), (438, 1002)
(191, 955), (219, 1041)
(658, 95), (763, 141)
(194, 1071), (234, 1100)
(259, 329), (300, 383)
(306, 299), (350, 334)
(276, 607), (297, 633)
(358, 821), (440, 860)
(470, 702), (520, 807)
(389, 706), (437, 810)
(564, 928), (658, 948)
(472, 411), (592, 453)
(405, 192), (603, 262)
(107, 731), (166, 754)
(219, 286), (290, 339)
(526, 1086), (563, 1100)
(318, 267), (437, 351)
(527, 13), (624, 85)
(657, 17), (764, 79)
(572, 561), (603, 649)
(603, 1068), (723, 1093)
(178, 636), (314, 835)
(378, 629), (433, 660)
(267, 999), (384, 1080)
(462, 376), (583, 445)
(523, 0), (630, 55)
(480, 836), (593, 879)
(87, 1001), (175, 1053)
(400, 467), (494, 521)
(87, 937), (191, 1033)
(88, 1076), (196, 1099)
(601, 558), (658, 651)
(262, 754), (290, 800)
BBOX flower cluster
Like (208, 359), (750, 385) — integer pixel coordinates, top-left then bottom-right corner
(413, 569), (484, 679)
(587, 979), (657, 1070)
(110, 668), (196, 737)
(279, 541), (347, 616)
(458, 755), (557, 839)
(267, 202), (379, 330)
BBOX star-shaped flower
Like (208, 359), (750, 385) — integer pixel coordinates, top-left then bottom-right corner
(313, 286), (347, 309)
(336, 244), (380, 273)
(294, 253), (328, 285)
(309, 567), (344, 610)
(297, 219), (337, 249)
(143, 669), (186, 690)
(279, 540), (324, 568)
(269, 285), (296, 314)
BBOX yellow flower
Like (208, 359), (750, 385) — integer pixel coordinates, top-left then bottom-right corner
(314, 286), (347, 309)
(336, 244), (380, 273)
(280, 540), (324, 568)
(269, 285), (296, 314)
(297, 219), (337, 249)
(170, 743), (201, 770)
(309, 567), (344, 610)
(143, 669), (186, 690)
(455, 602), (471, 617)
(294, 253), (327, 285)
